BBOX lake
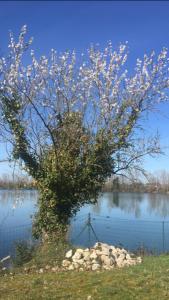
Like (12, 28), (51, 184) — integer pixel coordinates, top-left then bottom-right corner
(1, 189), (169, 259)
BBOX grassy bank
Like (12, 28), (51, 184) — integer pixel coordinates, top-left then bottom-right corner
(1, 254), (169, 299)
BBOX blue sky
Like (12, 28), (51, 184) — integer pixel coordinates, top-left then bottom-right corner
(0, 1), (169, 175)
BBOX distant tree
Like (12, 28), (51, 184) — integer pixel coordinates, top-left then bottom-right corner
(0, 26), (169, 237)
(146, 170), (169, 193)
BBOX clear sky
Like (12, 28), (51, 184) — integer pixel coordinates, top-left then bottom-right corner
(0, 1), (169, 175)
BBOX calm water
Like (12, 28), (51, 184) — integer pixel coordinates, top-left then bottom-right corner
(1, 190), (169, 258)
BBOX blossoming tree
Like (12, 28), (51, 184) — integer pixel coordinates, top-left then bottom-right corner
(0, 26), (169, 237)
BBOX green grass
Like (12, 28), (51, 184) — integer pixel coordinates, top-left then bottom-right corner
(1, 255), (169, 299)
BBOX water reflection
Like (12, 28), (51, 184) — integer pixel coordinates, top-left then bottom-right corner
(1, 190), (169, 257)
(0, 189), (38, 228)
(0, 189), (37, 207)
(72, 192), (169, 253)
(147, 193), (169, 219)
(1, 190), (169, 225)
(0, 189), (38, 259)
(87, 192), (169, 220)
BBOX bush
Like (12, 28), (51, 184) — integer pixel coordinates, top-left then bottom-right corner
(13, 241), (35, 267)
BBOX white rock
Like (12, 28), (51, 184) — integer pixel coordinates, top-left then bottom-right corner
(86, 265), (92, 271)
(68, 264), (74, 271)
(65, 249), (73, 259)
(118, 253), (126, 261)
(103, 264), (114, 270)
(83, 251), (90, 261)
(121, 248), (128, 254)
(101, 255), (114, 266)
(95, 249), (102, 256)
(100, 243), (109, 248)
(126, 253), (131, 260)
(111, 251), (118, 259)
(72, 262), (79, 269)
(72, 258), (79, 264)
(84, 248), (90, 252)
(101, 247), (110, 256)
(76, 248), (84, 254)
(109, 245), (116, 251)
(45, 265), (50, 270)
(92, 263), (100, 271)
(85, 261), (92, 266)
(90, 252), (98, 260)
(137, 257), (142, 263)
(62, 260), (71, 267)
(116, 260), (124, 268)
(72, 251), (83, 260)
(94, 242), (102, 248)
(51, 267), (58, 272)
(39, 268), (44, 273)
(130, 260), (137, 266)
(92, 259), (99, 265)
(61, 243), (142, 272)
(76, 259), (84, 265)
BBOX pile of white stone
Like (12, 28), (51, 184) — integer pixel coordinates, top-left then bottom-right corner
(62, 242), (142, 271)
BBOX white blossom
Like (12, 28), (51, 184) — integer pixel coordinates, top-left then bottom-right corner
(0, 26), (169, 150)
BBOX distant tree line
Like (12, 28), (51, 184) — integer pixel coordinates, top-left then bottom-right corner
(1, 170), (169, 193)
(0, 174), (35, 189)
(103, 170), (169, 194)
